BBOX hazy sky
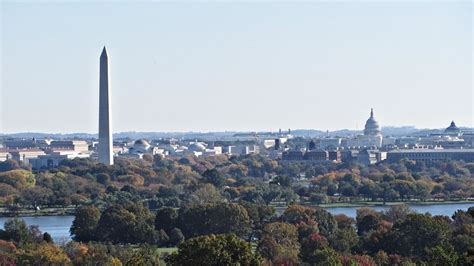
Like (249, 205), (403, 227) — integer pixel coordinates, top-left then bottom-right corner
(1, 1), (472, 133)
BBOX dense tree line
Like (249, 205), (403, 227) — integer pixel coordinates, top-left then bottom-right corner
(0, 153), (472, 212)
(0, 152), (473, 264)
(0, 204), (473, 265)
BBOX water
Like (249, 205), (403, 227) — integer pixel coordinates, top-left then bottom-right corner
(0, 215), (74, 243)
(0, 203), (472, 242)
(325, 202), (474, 218)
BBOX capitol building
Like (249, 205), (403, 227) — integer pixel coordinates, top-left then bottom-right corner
(346, 108), (383, 148)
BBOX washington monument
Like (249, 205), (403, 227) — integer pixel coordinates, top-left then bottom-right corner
(98, 46), (113, 165)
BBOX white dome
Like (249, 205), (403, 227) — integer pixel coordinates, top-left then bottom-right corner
(188, 143), (206, 152)
(364, 108), (381, 136)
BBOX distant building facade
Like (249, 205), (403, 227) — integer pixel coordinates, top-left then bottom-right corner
(386, 149), (474, 164)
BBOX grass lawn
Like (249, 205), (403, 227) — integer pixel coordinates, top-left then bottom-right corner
(157, 247), (178, 254)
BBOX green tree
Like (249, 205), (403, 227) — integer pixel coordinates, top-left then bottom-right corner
(202, 168), (226, 188)
(309, 246), (342, 266)
(427, 245), (459, 266)
(357, 214), (381, 236)
(154, 207), (178, 233)
(96, 173), (111, 185)
(300, 233), (329, 263)
(330, 214), (358, 254)
(70, 205), (100, 242)
(43, 232), (53, 243)
(96, 204), (156, 244)
(3, 217), (30, 247)
(166, 234), (262, 266)
(383, 213), (452, 260)
(168, 227), (185, 246)
(177, 203), (251, 238)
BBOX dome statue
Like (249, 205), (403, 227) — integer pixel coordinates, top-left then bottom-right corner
(364, 108), (381, 136)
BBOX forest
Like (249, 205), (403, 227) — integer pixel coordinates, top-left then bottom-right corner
(0, 154), (472, 265)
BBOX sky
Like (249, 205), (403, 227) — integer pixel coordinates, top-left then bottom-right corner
(1, 1), (472, 133)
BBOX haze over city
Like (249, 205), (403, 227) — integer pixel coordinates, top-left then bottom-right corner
(1, 1), (472, 133)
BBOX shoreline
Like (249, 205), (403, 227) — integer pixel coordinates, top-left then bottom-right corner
(272, 200), (474, 210)
(320, 200), (474, 208)
(1, 200), (473, 218)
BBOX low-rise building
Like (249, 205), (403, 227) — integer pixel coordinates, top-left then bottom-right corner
(386, 148), (474, 164)
(29, 152), (90, 169)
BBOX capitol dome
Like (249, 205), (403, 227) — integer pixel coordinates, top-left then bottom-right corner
(364, 108), (381, 136)
(444, 121), (461, 136)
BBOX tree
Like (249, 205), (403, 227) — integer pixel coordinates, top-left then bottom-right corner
(427, 245), (460, 266)
(21, 187), (53, 208)
(166, 234), (262, 266)
(357, 214), (381, 236)
(327, 184), (338, 196)
(281, 205), (337, 238)
(300, 233), (329, 263)
(308, 246), (342, 266)
(0, 170), (35, 189)
(70, 205), (100, 242)
(154, 207), (178, 233)
(16, 243), (71, 265)
(125, 245), (161, 265)
(382, 213), (452, 260)
(382, 204), (414, 223)
(191, 184), (223, 204)
(271, 176), (292, 187)
(239, 201), (275, 229)
(168, 227), (185, 246)
(202, 168), (226, 188)
(330, 214), (358, 254)
(177, 203), (251, 238)
(43, 232), (53, 243)
(27, 225), (44, 244)
(96, 204), (156, 244)
(3, 217), (30, 247)
(330, 226), (358, 254)
(257, 222), (300, 263)
(309, 193), (328, 205)
(313, 207), (338, 237)
(96, 173), (111, 185)
(392, 180), (416, 200)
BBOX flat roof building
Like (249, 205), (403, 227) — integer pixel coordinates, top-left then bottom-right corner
(386, 149), (474, 164)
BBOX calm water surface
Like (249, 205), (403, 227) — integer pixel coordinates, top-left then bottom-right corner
(0, 203), (472, 241)
(0, 215), (74, 242)
(325, 202), (474, 218)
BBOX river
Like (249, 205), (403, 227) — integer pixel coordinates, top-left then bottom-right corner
(0, 202), (472, 242)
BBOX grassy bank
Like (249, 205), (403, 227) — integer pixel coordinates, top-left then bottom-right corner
(271, 199), (474, 209)
(317, 200), (474, 208)
(1, 200), (473, 217)
(0, 207), (76, 217)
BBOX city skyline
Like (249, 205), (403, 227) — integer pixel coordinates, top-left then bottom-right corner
(1, 1), (472, 133)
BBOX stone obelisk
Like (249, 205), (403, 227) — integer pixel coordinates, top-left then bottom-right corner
(98, 46), (113, 165)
